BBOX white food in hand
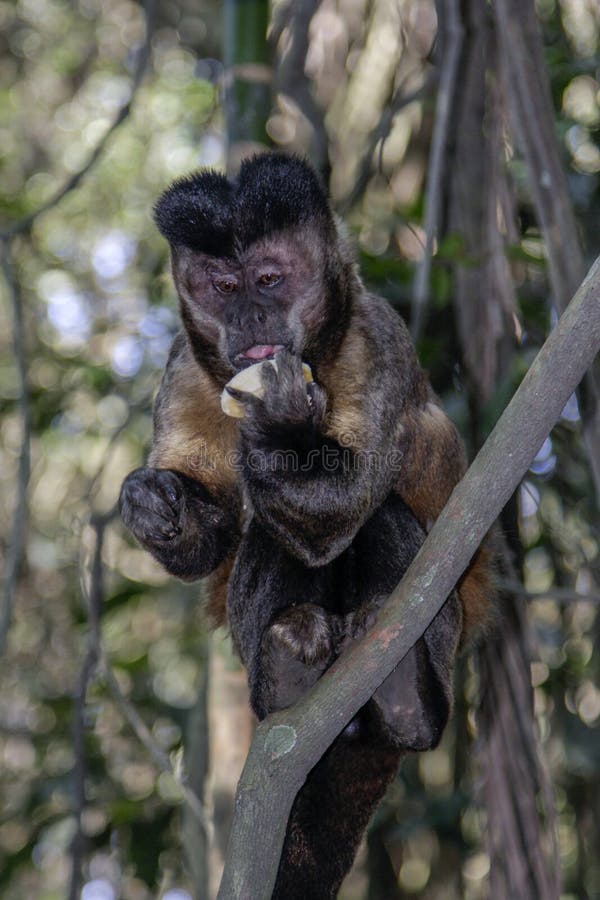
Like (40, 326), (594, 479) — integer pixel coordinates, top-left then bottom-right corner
(221, 358), (313, 418)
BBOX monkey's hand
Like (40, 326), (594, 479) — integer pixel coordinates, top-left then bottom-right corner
(237, 350), (327, 440)
(234, 350), (372, 566)
(235, 350), (396, 567)
(120, 467), (184, 543)
(253, 603), (342, 716)
(119, 467), (239, 581)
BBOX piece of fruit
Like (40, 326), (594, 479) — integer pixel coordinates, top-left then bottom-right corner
(221, 359), (313, 418)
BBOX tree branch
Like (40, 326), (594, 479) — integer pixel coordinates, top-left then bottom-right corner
(68, 510), (111, 900)
(69, 504), (210, 895)
(217, 255), (600, 899)
(477, 550), (560, 899)
(498, 578), (600, 605)
(100, 657), (211, 834)
(338, 73), (437, 216)
(410, 0), (464, 342)
(275, 0), (330, 181)
(0, 244), (31, 655)
(493, 0), (600, 505)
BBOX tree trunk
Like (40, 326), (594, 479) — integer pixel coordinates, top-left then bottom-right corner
(223, 0), (272, 173)
(446, 4), (560, 895)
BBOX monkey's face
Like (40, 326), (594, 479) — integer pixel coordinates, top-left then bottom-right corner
(155, 153), (352, 382)
(172, 229), (326, 375)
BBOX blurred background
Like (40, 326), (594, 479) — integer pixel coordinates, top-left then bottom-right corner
(0, 0), (599, 897)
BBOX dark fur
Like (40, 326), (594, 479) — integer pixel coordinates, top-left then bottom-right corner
(154, 153), (335, 255)
(119, 467), (239, 580)
(119, 153), (494, 897)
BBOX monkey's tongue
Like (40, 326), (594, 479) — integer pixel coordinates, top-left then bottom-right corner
(243, 344), (284, 360)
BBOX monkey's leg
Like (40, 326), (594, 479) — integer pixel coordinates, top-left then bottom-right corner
(227, 520), (341, 719)
(268, 602), (461, 893)
(257, 603), (343, 715)
(119, 466), (239, 580)
(351, 593), (462, 751)
(273, 733), (402, 900)
(344, 493), (463, 751)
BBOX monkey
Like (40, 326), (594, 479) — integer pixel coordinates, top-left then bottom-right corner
(119, 153), (495, 899)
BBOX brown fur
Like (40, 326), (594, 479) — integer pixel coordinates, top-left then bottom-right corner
(458, 544), (496, 638)
(396, 400), (467, 522)
(205, 555), (236, 627)
(319, 320), (375, 451)
(149, 334), (242, 621)
(393, 399), (493, 641)
(149, 334), (239, 494)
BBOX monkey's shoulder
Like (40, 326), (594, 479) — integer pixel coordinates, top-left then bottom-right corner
(149, 331), (240, 495)
(319, 294), (432, 449)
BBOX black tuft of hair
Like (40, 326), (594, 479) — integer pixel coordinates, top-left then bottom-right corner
(234, 153), (333, 246)
(153, 171), (234, 256)
(153, 153), (334, 256)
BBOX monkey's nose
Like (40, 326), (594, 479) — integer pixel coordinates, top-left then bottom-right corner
(225, 308), (241, 327)
(225, 303), (267, 329)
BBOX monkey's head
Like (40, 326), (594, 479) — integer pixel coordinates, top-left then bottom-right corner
(154, 153), (356, 383)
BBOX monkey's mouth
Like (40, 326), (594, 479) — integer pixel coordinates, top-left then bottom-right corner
(234, 343), (286, 367)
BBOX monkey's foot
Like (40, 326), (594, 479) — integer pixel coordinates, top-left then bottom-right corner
(269, 603), (337, 664)
(258, 603), (339, 713)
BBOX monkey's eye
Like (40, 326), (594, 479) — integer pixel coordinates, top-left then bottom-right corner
(214, 277), (238, 294)
(257, 272), (281, 288)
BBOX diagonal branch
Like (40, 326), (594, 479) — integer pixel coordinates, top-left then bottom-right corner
(217, 254), (600, 899)
(100, 658), (211, 832)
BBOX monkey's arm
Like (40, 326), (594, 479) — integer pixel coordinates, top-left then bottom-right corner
(119, 334), (241, 581)
(237, 352), (400, 567)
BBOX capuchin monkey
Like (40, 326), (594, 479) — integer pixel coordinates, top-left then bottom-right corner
(119, 153), (495, 899)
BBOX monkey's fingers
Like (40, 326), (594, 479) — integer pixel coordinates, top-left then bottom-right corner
(258, 358), (280, 393)
(123, 499), (182, 540)
(119, 468), (184, 539)
(306, 381), (326, 424)
(259, 355), (315, 424)
(153, 469), (182, 510)
(120, 497), (182, 543)
(224, 385), (253, 405)
(143, 514), (182, 542)
(269, 350), (308, 397)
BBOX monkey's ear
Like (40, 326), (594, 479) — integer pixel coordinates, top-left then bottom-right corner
(234, 153), (335, 245)
(153, 171), (234, 256)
